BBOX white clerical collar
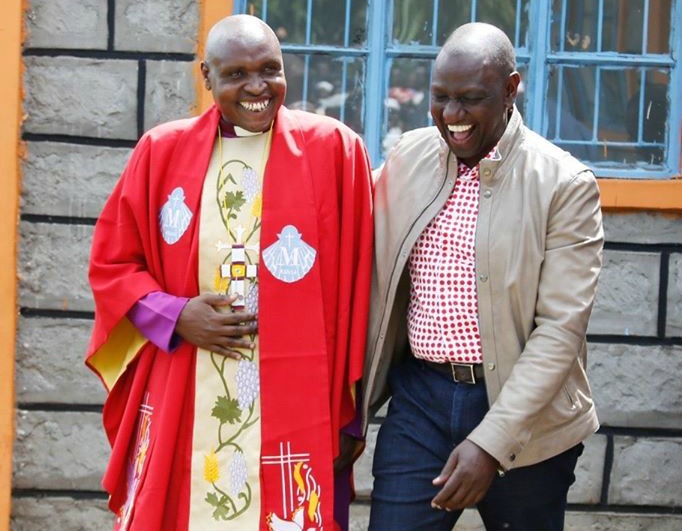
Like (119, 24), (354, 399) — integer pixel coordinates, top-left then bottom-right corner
(234, 125), (270, 137)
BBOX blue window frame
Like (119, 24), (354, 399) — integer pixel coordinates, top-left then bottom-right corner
(235, 0), (681, 178)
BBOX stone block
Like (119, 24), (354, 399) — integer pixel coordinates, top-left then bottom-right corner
(608, 436), (682, 506)
(16, 317), (105, 405)
(603, 212), (682, 245)
(350, 503), (485, 530)
(568, 434), (606, 504)
(144, 60), (197, 131)
(565, 511), (682, 531)
(667, 253), (682, 337)
(13, 410), (108, 491)
(11, 497), (113, 531)
(19, 222), (94, 312)
(114, 0), (198, 53)
(349, 503), (369, 531)
(588, 343), (682, 429)
(23, 57), (138, 140)
(588, 250), (659, 336)
(21, 142), (130, 218)
(354, 423), (378, 498)
(25, 0), (108, 49)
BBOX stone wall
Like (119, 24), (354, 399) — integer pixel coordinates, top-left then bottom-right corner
(13, 0), (682, 529)
(14, 0), (197, 529)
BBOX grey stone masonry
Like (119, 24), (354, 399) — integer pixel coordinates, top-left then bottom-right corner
(114, 0), (198, 53)
(13, 410), (108, 491)
(24, 56), (139, 140)
(667, 253), (682, 337)
(588, 249), (660, 336)
(564, 512), (682, 531)
(144, 60), (197, 131)
(609, 436), (682, 506)
(25, 0), (109, 50)
(353, 423), (377, 499)
(588, 343), (682, 429)
(349, 506), (682, 530)
(11, 498), (113, 531)
(568, 434), (607, 504)
(603, 212), (682, 244)
(19, 222), (94, 312)
(350, 504), (486, 530)
(21, 142), (131, 219)
(16, 317), (105, 405)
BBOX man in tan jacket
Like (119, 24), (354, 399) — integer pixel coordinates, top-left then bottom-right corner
(363, 22), (603, 531)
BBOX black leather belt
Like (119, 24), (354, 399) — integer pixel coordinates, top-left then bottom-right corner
(421, 359), (485, 384)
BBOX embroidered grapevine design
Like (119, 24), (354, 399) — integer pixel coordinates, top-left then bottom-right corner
(202, 157), (263, 521)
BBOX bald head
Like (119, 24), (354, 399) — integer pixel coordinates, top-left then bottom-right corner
(438, 22), (516, 76)
(205, 15), (281, 63)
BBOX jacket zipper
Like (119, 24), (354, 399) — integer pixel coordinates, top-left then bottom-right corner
(370, 151), (454, 369)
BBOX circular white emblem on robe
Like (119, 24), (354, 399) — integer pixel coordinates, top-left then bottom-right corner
(262, 225), (316, 283)
(159, 187), (193, 244)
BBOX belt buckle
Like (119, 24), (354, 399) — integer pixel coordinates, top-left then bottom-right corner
(451, 363), (476, 384)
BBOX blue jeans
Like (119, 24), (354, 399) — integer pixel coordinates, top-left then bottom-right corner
(369, 357), (582, 531)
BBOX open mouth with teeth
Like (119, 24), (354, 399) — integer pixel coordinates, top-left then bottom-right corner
(447, 123), (474, 141)
(240, 99), (271, 112)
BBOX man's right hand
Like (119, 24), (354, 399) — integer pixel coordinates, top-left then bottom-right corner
(175, 293), (257, 359)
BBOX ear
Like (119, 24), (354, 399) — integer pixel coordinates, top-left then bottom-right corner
(505, 71), (521, 106)
(200, 62), (211, 90)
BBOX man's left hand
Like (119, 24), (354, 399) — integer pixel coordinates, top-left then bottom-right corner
(431, 439), (498, 511)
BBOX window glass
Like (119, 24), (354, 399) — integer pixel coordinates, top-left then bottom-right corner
(436, 2), (472, 44)
(240, 0), (678, 175)
(646, 0), (672, 53)
(547, 0), (673, 169)
(552, 0), (600, 52)
(245, 0), (308, 43)
(283, 53), (366, 135)
(547, 64), (669, 167)
(244, 0), (368, 47)
(551, 0), (671, 53)
(515, 64), (529, 118)
(384, 58), (432, 152)
(474, 0), (527, 47)
(392, 0), (434, 45)
(435, 0), (530, 47)
(311, 0), (368, 47)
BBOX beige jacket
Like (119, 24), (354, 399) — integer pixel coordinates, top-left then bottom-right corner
(362, 108), (603, 471)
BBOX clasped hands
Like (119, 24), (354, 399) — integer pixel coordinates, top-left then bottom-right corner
(431, 439), (499, 511)
(175, 293), (257, 359)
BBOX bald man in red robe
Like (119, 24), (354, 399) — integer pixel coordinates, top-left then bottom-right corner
(87, 15), (373, 531)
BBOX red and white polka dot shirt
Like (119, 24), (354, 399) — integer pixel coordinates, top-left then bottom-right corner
(407, 148), (498, 364)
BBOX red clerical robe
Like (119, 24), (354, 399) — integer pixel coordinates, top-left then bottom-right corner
(86, 104), (373, 530)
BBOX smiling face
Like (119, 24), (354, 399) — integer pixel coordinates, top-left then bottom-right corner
(430, 43), (519, 167)
(201, 17), (287, 132)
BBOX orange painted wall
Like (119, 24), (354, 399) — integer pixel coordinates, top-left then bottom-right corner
(196, 0), (235, 113)
(598, 178), (682, 212)
(0, 0), (23, 528)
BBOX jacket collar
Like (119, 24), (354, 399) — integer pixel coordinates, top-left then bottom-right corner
(479, 106), (523, 183)
(435, 105), (524, 184)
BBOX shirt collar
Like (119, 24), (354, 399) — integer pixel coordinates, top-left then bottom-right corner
(457, 145), (500, 179)
(220, 120), (272, 138)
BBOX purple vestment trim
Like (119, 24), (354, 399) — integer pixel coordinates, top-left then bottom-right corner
(127, 291), (189, 352)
